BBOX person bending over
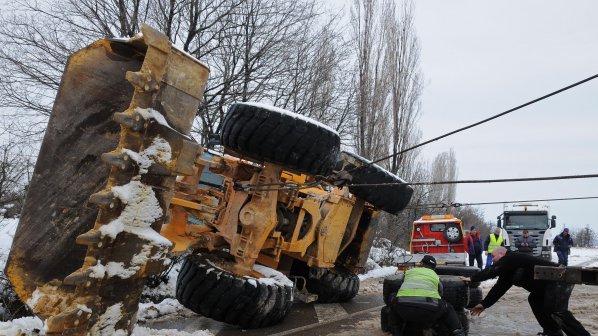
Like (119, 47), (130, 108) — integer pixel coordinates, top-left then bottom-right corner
(462, 247), (589, 336)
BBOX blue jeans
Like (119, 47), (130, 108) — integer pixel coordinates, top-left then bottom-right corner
(556, 250), (568, 266)
(485, 253), (493, 269)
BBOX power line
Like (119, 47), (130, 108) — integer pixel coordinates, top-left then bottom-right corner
(406, 196), (598, 210)
(239, 173), (598, 191)
(347, 173), (598, 188)
(366, 73), (598, 167)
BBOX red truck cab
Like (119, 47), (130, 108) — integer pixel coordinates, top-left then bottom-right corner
(409, 215), (466, 265)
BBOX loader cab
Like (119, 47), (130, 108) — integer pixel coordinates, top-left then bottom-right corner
(410, 215), (466, 255)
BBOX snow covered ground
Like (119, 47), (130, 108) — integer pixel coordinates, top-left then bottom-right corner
(1, 217), (597, 335)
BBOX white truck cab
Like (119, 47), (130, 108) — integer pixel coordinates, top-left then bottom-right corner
(496, 203), (556, 260)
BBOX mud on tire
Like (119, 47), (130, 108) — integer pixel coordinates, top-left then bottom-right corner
(306, 266), (359, 303)
(176, 251), (294, 328)
(337, 152), (413, 214)
(220, 102), (340, 176)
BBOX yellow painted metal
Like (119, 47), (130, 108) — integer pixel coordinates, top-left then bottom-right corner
(316, 197), (354, 266)
(231, 163), (282, 275)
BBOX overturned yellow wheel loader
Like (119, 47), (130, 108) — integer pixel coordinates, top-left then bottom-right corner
(5, 25), (413, 334)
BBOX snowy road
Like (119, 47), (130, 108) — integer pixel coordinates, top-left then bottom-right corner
(141, 250), (598, 336)
(141, 276), (598, 336)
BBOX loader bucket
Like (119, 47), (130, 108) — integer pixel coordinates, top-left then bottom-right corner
(5, 24), (208, 334)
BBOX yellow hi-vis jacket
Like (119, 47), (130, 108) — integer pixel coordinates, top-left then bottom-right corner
(488, 234), (504, 253)
(396, 267), (441, 299)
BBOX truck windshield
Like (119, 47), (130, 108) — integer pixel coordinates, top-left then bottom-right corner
(505, 215), (548, 230)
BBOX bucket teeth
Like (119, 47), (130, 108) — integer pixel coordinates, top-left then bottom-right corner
(126, 70), (159, 93)
(63, 268), (94, 286)
(89, 190), (120, 209)
(113, 111), (146, 132)
(76, 230), (102, 246)
(101, 151), (135, 171)
(46, 307), (91, 333)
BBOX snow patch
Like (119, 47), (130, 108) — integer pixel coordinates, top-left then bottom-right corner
(123, 136), (172, 174)
(137, 298), (185, 322)
(135, 108), (193, 141)
(0, 316), (43, 336)
(253, 264), (294, 288)
(90, 242), (169, 280)
(25, 288), (46, 309)
(237, 102), (339, 135)
(358, 266), (398, 281)
(132, 326), (213, 336)
(91, 303), (127, 336)
(99, 180), (171, 246)
(76, 304), (92, 314)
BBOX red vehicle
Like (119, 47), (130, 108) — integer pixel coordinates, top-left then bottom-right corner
(409, 215), (466, 265)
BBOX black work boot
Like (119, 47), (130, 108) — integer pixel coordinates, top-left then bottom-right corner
(451, 329), (466, 336)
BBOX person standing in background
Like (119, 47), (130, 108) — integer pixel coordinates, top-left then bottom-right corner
(484, 227), (504, 268)
(553, 228), (573, 266)
(515, 230), (537, 254)
(466, 226), (484, 270)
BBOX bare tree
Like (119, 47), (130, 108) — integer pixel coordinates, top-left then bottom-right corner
(350, 0), (422, 170)
(383, 0), (422, 177)
(571, 225), (597, 248)
(451, 205), (492, 237)
(0, 0), (352, 144)
(427, 149), (458, 207)
(351, 0), (391, 161)
(0, 134), (33, 218)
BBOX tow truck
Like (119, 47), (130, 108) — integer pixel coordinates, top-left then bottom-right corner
(408, 214), (467, 265)
(381, 215), (483, 335)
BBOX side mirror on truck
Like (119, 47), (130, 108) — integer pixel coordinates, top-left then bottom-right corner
(551, 215), (557, 228)
(496, 216), (502, 228)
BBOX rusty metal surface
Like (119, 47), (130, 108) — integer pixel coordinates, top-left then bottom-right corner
(6, 24), (209, 335)
(5, 39), (143, 302)
(535, 265), (598, 285)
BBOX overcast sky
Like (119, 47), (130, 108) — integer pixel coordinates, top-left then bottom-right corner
(330, 1), (598, 230)
(411, 1), (598, 230)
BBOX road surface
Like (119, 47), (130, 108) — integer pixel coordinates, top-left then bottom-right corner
(142, 266), (598, 335)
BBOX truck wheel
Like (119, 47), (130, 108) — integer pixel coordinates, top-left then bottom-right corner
(382, 274), (404, 306)
(467, 287), (483, 308)
(339, 152), (413, 214)
(176, 251), (294, 328)
(439, 275), (469, 309)
(220, 102), (340, 176)
(306, 266), (359, 302)
(435, 265), (481, 288)
(443, 224), (463, 243)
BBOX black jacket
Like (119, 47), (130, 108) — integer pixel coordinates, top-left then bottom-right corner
(470, 251), (558, 308)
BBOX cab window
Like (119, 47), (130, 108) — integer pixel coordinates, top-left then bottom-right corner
(430, 223), (446, 232)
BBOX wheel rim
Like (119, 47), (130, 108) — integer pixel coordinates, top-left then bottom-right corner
(446, 226), (460, 240)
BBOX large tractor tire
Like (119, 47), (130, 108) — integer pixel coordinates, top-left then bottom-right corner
(439, 275), (469, 309)
(467, 286), (483, 308)
(176, 252), (294, 328)
(383, 274), (469, 309)
(382, 274), (404, 306)
(338, 152), (413, 214)
(220, 102), (340, 176)
(435, 265), (481, 288)
(306, 266), (359, 303)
